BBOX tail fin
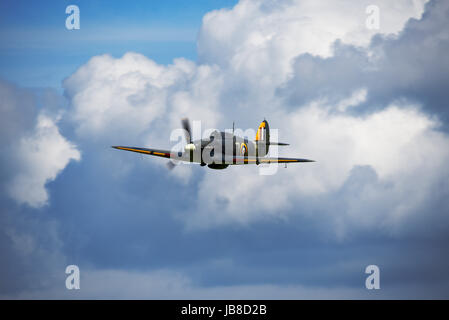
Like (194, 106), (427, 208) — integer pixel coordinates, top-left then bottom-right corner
(255, 119), (270, 156)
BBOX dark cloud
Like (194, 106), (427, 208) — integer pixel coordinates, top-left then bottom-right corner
(280, 0), (449, 126)
(0, 80), (36, 143)
(0, 80), (35, 197)
(0, 195), (67, 295)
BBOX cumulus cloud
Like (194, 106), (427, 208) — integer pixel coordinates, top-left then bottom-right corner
(281, 0), (449, 121)
(64, 53), (222, 142)
(2, 0), (449, 299)
(0, 81), (80, 208)
(188, 0), (449, 233)
(62, 0), (449, 237)
(190, 99), (449, 233)
(198, 0), (428, 84)
(64, 0), (430, 144)
(7, 115), (81, 207)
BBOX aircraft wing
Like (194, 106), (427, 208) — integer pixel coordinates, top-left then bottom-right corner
(229, 155), (315, 164)
(112, 146), (314, 165)
(112, 146), (189, 161)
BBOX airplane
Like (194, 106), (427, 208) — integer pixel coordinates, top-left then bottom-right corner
(112, 119), (314, 169)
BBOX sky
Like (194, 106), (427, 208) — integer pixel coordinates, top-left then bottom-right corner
(0, 0), (236, 88)
(1, 0), (449, 299)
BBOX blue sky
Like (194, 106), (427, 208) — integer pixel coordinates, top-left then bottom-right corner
(1, 0), (449, 299)
(0, 0), (237, 87)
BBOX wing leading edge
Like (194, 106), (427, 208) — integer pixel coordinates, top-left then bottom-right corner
(112, 146), (174, 159)
(230, 155), (315, 164)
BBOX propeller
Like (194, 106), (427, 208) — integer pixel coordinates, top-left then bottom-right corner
(181, 117), (192, 144)
(167, 118), (192, 170)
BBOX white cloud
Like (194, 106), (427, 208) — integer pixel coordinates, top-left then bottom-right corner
(7, 114), (81, 208)
(65, 53), (223, 143)
(64, 53), (226, 181)
(188, 99), (449, 234)
(63, 0), (447, 235)
(65, 1), (428, 143)
(198, 0), (428, 85)
(0, 80), (81, 208)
